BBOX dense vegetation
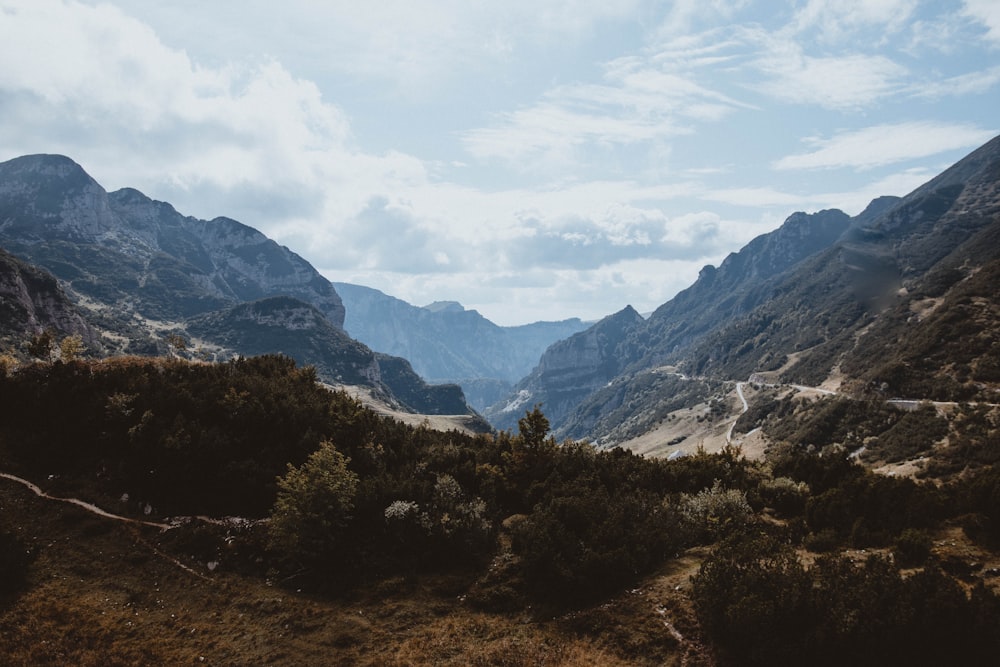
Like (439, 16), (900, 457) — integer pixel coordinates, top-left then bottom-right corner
(2, 354), (1000, 664)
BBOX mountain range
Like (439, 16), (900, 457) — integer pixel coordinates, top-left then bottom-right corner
(332, 281), (588, 410)
(486, 135), (1000, 448)
(0, 154), (483, 425)
(2, 135), (999, 450)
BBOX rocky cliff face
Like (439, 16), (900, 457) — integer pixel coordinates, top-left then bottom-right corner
(549, 134), (1000, 445)
(0, 248), (100, 352)
(485, 305), (644, 433)
(0, 154), (481, 420)
(487, 207), (854, 436)
(0, 155), (345, 327)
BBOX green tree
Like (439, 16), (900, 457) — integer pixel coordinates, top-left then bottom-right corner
(26, 329), (54, 360)
(269, 441), (359, 564)
(59, 334), (84, 362)
(518, 405), (552, 450)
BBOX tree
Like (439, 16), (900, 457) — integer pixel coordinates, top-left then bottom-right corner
(166, 334), (188, 356)
(269, 441), (358, 564)
(518, 405), (552, 450)
(26, 330), (54, 360)
(59, 334), (84, 362)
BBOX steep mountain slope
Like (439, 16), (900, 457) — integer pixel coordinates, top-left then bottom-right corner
(185, 296), (473, 416)
(484, 305), (645, 433)
(674, 134), (1000, 388)
(334, 281), (587, 407)
(488, 206), (855, 437)
(504, 134), (1000, 445)
(0, 154), (480, 420)
(0, 247), (101, 352)
(0, 154), (345, 327)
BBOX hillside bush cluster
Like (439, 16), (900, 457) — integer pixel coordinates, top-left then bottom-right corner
(2, 354), (1000, 655)
(693, 530), (1000, 666)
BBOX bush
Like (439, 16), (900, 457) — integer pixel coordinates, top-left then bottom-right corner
(269, 441), (359, 567)
(894, 528), (933, 567)
(679, 480), (754, 543)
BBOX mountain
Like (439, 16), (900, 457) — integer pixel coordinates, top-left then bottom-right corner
(487, 206), (854, 437)
(495, 135), (1000, 445)
(0, 247), (100, 352)
(484, 305), (645, 432)
(0, 154), (346, 327)
(0, 154), (482, 422)
(333, 281), (588, 408)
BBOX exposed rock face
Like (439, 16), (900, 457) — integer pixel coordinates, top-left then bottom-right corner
(485, 305), (644, 433)
(184, 295), (476, 416)
(0, 154), (482, 420)
(538, 134), (1000, 445)
(0, 247), (100, 351)
(0, 154), (345, 327)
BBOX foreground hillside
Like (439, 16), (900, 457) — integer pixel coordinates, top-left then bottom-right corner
(2, 355), (1000, 665)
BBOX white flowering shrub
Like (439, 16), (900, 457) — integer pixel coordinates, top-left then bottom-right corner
(679, 480), (753, 542)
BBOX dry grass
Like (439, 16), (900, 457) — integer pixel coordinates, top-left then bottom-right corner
(0, 481), (707, 666)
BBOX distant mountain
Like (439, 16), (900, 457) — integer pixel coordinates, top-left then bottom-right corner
(497, 134), (1000, 445)
(333, 282), (588, 408)
(0, 154), (482, 422)
(484, 305), (645, 433)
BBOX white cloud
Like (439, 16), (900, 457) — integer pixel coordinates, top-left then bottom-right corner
(752, 45), (907, 110)
(773, 122), (996, 171)
(963, 0), (1000, 44)
(1, 0), (997, 327)
(461, 55), (750, 169)
(911, 66), (1000, 98)
(96, 0), (648, 96)
(788, 0), (919, 43)
(701, 187), (807, 208)
(815, 168), (939, 214)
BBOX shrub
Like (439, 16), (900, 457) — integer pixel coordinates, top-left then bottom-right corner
(269, 441), (358, 566)
(678, 480), (753, 543)
(894, 528), (933, 567)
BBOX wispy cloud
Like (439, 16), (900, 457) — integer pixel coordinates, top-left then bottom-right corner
(750, 42), (907, 110)
(773, 122), (996, 171)
(461, 49), (751, 169)
(910, 65), (1000, 99)
(963, 0), (1000, 44)
(787, 0), (919, 43)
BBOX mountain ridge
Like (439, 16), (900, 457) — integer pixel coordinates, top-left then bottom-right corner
(0, 154), (482, 422)
(494, 134), (1000, 445)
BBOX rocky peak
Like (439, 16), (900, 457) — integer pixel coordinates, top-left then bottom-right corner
(0, 247), (100, 351)
(423, 300), (465, 314)
(0, 154), (116, 241)
(0, 154), (345, 328)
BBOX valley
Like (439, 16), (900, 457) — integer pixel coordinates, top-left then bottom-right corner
(1, 134), (999, 664)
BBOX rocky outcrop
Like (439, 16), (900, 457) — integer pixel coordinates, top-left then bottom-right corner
(0, 247), (101, 353)
(185, 295), (480, 417)
(547, 134), (1000, 445)
(0, 154), (481, 419)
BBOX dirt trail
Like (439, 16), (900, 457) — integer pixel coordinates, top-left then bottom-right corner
(0, 472), (173, 530)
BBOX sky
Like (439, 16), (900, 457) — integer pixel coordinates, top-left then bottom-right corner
(0, 1), (998, 326)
